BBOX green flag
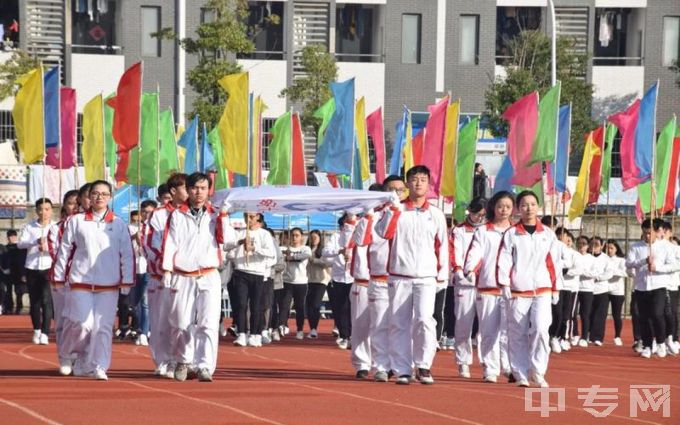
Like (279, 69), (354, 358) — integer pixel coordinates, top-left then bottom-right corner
(600, 123), (617, 194)
(530, 82), (561, 165)
(515, 181), (544, 206)
(454, 118), (479, 222)
(266, 111), (293, 185)
(104, 93), (117, 172)
(208, 126), (229, 190)
(638, 117), (678, 213)
(158, 109), (178, 182)
(313, 98), (335, 146)
(126, 93), (159, 186)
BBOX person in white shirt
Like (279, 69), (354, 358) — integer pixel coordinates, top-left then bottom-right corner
(18, 197), (55, 345)
(270, 232), (288, 341)
(496, 190), (558, 388)
(53, 180), (135, 380)
(588, 236), (614, 346)
(376, 165), (449, 385)
(161, 172), (236, 381)
(575, 236), (595, 347)
(305, 229), (330, 339)
(279, 227), (311, 340)
(548, 227), (574, 354)
(662, 223), (680, 353)
(463, 191), (513, 383)
(261, 228), (284, 344)
(605, 240), (627, 346)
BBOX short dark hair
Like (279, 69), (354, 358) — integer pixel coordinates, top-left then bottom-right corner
(6, 229), (17, 237)
(541, 215), (558, 227)
(130, 210), (139, 217)
(516, 190), (539, 206)
(35, 198), (52, 209)
(486, 191), (514, 221)
(157, 183), (170, 198)
(90, 180), (113, 195)
(166, 172), (188, 191)
(78, 183), (92, 199)
(405, 165), (430, 181)
(382, 175), (404, 187)
(661, 220), (672, 231)
(641, 218), (663, 231)
(591, 236), (604, 246)
(290, 227), (304, 236)
(141, 200), (158, 210)
(186, 172), (212, 189)
(368, 183), (383, 192)
(62, 190), (79, 204)
(468, 196), (487, 214)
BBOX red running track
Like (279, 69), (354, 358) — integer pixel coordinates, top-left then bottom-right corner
(0, 316), (677, 425)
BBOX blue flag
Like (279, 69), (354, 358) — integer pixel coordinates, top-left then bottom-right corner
(634, 82), (658, 183)
(43, 66), (60, 148)
(389, 107), (408, 176)
(200, 123), (214, 172)
(316, 78), (355, 175)
(352, 143), (362, 189)
(178, 116), (198, 174)
(550, 104), (571, 193)
(493, 156), (515, 195)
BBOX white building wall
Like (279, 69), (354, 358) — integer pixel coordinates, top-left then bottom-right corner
(70, 54), (126, 112)
(238, 59), (288, 118)
(595, 0), (647, 8)
(337, 62), (385, 116)
(497, 0), (547, 7)
(591, 65), (644, 120)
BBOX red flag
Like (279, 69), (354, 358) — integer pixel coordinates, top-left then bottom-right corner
(110, 62), (142, 153)
(291, 113), (307, 185)
(115, 150), (130, 183)
(422, 97), (449, 195)
(366, 107), (386, 184)
(503, 92), (542, 187)
(46, 87), (77, 169)
(588, 126), (605, 204)
(327, 173), (340, 188)
(663, 137), (680, 213)
(412, 130), (424, 166)
(608, 100), (641, 190)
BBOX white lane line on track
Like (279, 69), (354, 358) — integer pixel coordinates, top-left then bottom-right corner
(0, 397), (64, 425)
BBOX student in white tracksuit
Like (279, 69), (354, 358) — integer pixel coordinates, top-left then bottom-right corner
(463, 191), (513, 383)
(143, 174), (188, 377)
(562, 237), (582, 348)
(346, 215), (372, 378)
(589, 237), (614, 346)
(161, 173), (235, 382)
(376, 165), (448, 385)
(53, 180), (135, 381)
(548, 228), (574, 354)
(574, 236), (595, 347)
(451, 197), (486, 378)
(605, 240), (627, 346)
(496, 190), (558, 388)
(47, 190), (79, 375)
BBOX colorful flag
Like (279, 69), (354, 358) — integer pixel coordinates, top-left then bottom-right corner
(267, 111), (293, 185)
(608, 99), (641, 190)
(46, 87), (77, 168)
(493, 156), (514, 195)
(217, 72), (249, 175)
(454, 118), (479, 222)
(110, 62), (142, 153)
(178, 116), (199, 174)
(126, 92), (159, 186)
(503, 92), (542, 187)
(403, 109), (414, 172)
(291, 113), (307, 185)
(199, 123), (214, 173)
(12, 68), (45, 164)
(422, 96), (449, 196)
(547, 104), (571, 193)
(633, 82), (658, 184)
(313, 98), (335, 147)
(530, 82), (561, 165)
(568, 132), (602, 221)
(389, 107), (409, 176)
(158, 109), (179, 181)
(104, 93), (117, 171)
(355, 97), (370, 181)
(599, 123), (618, 194)
(366, 107), (386, 184)
(638, 116), (678, 214)
(43, 66), (60, 148)
(208, 127), (229, 190)
(411, 130), (424, 166)
(440, 100), (460, 197)
(316, 78), (355, 175)
(587, 126), (605, 204)
(82, 94), (105, 181)
(251, 96), (267, 185)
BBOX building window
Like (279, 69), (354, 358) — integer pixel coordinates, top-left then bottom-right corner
(401, 14), (421, 64)
(0, 0), (20, 48)
(496, 7), (541, 65)
(141, 6), (161, 57)
(335, 4), (382, 63)
(239, 1), (284, 60)
(201, 8), (216, 24)
(663, 16), (680, 66)
(72, 0), (118, 54)
(460, 15), (479, 65)
(593, 8), (644, 66)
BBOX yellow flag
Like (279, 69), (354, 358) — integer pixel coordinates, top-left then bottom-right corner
(218, 72), (249, 175)
(251, 95), (268, 185)
(568, 132), (598, 221)
(82, 94), (105, 181)
(440, 100), (460, 197)
(12, 68), (45, 164)
(355, 97), (370, 181)
(403, 110), (414, 171)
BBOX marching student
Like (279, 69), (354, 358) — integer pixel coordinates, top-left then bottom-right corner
(280, 227), (312, 340)
(161, 172), (235, 382)
(144, 174), (187, 377)
(605, 239), (627, 346)
(47, 190), (79, 375)
(555, 230), (578, 352)
(463, 191), (514, 383)
(261, 227), (283, 344)
(625, 219), (677, 358)
(589, 236), (614, 346)
(452, 197), (487, 379)
(77, 183), (92, 212)
(548, 227), (574, 354)
(305, 229), (330, 339)
(129, 200), (157, 347)
(53, 180), (135, 380)
(270, 232), (289, 341)
(228, 212), (276, 347)
(376, 165), (449, 385)
(497, 190), (558, 388)
(574, 236), (595, 347)
(667, 235), (680, 353)
(18, 198), (55, 345)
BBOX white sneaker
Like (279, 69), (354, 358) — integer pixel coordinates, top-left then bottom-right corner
(137, 334), (149, 346)
(667, 340), (679, 355)
(32, 330), (41, 344)
(560, 339), (571, 351)
(94, 368), (108, 381)
(39, 333), (49, 345)
(571, 336), (580, 346)
(261, 331), (271, 345)
(483, 374), (497, 383)
(614, 337), (623, 346)
(337, 338), (349, 350)
(633, 340), (644, 353)
(283, 326), (290, 336)
(578, 339), (588, 348)
(652, 340), (658, 354)
(247, 334), (261, 347)
(307, 329), (318, 339)
(219, 323), (227, 337)
(458, 364), (471, 379)
(154, 363), (167, 376)
(517, 379), (530, 387)
(674, 341), (680, 353)
(234, 333), (247, 347)
(444, 337), (455, 350)
(656, 344), (667, 358)
(550, 337), (562, 353)
(640, 347), (652, 358)
(296, 331), (304, 340)
(531, 372), (549, 388)
(593, 340), (603, 347)
(58, 359), (73, 376)
(272, 330), (281, 342)
(164, 364), (175, 379)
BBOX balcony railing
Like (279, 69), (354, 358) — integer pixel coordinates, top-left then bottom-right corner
(334, 52), (383, 63)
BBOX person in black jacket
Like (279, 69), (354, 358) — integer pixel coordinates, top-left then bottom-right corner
(1, 230), (28, 314)
(473, 163), (488, 200)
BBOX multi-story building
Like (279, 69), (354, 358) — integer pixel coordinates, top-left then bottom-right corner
(1, 0), (679, 176)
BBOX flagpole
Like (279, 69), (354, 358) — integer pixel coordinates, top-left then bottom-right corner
(39, 62), (47, 270)
(247, 92), (253, 187)
(649, 81), (660, 249)
(137, 61), (144, 217)
(156, 83), (161, 188)
(672, 114), (680, 233)
(550, 83), (561, 227)
(101, 92), (107, 181)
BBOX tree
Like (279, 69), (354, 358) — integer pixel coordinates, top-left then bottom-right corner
(483, 31), (596, 164)
(280, 44), (338, 129)
(0, 49), (40, 102)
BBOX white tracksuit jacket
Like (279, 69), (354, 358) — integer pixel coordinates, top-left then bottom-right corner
(322, 223), (355, 283)
(227, 228), (276, 277)
(352, 208), (390, 281)
(591, 253), (613, 295)
(18, 219), (56, 271)
(463, 222), (507, 295)
(578, 253), (596, 292)
(144, 203), (175, 278)
(607, 256), (627, 296)
(451, 222), (477, 287)
(626, 239), (679, 292)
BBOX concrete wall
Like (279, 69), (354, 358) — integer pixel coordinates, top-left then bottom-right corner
(70, 54), (126, 111)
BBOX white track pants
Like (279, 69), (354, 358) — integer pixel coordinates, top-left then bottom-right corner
(51, 285), (71, 361)
(507, 295), (552, 382)
(475, 293), (510, 377)
(62, 289), (118, 373)
(368, 281), (390, 373)
(454, 286), (477, 365)
(168, 271), (221, 373)
(350, 284), (371, 371)
(148, 277), (173, 368)
(388, 278), (437, 376)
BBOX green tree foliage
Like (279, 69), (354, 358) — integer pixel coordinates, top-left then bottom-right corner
(484, 31), (596, 164)
(280, 44), (338, 129)
(0, 49), (40, 102)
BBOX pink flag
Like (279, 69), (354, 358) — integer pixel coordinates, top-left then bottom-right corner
(366, 107), (386, 183)
(608, 99), (641, 190)
(422, 97), (449, 196)
(46, 87), (77, 169)
(503, 92), (542, 187)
